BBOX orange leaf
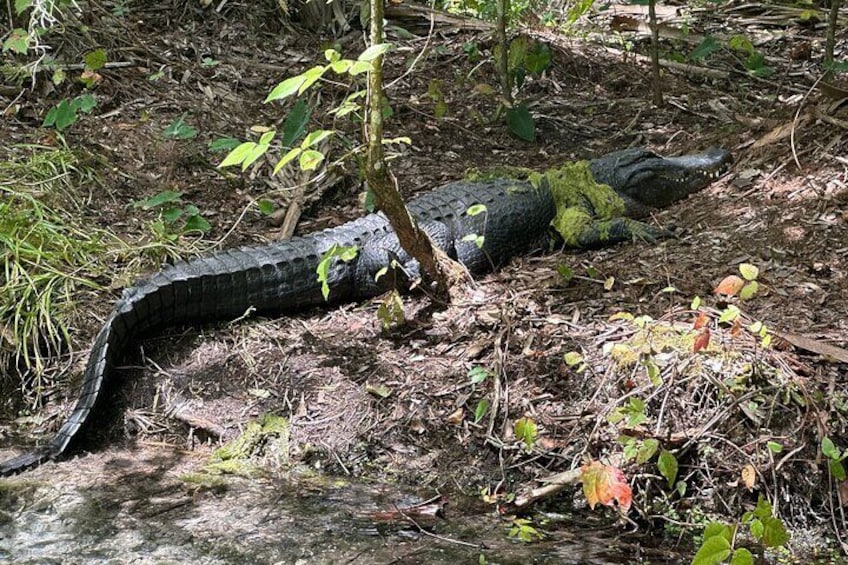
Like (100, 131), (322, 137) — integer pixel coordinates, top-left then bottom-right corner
(693, 328), (711, 353)
(693, 311), (709, 329)
(714, 275), (745, 296)
(741, 464), (756, 490)
(581, 461), (633, 513)
(730, 318), (742, 337)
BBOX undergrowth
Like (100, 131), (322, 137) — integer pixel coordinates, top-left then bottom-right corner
(0, 148), (110, 406)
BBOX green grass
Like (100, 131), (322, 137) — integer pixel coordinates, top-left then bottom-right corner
(0, 147), (110, 407)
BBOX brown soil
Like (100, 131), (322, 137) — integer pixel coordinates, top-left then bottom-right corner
(1, 1), (847, 559)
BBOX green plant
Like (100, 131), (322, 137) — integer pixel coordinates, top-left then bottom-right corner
(42, 94), (96, 131)
(821, 437), (847, 480)
(132, 190), (211, 238)
(692, 497), (789, 565)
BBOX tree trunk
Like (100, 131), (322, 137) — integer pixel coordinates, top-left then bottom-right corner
(825, 0), (842, 65)
(364, 0), (463, 299)
(648, 0), (664, 107)
(495, 0), (513, 106)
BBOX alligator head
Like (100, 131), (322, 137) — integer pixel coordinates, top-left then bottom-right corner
(589, 147), (732, 218)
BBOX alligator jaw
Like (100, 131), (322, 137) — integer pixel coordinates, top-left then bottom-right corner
(589, 147), (733, 214)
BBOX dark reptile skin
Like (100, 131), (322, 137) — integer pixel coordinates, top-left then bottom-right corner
(0, 178), (555, 475)
(0, 148), (730, 475)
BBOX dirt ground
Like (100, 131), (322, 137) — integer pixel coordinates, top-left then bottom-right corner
(2, 0), (848, 560)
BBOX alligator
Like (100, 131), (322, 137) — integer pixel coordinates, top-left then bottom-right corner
(0, 146), (731, 476)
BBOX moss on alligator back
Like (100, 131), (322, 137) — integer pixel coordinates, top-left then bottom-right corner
(467, 161), (626, 247)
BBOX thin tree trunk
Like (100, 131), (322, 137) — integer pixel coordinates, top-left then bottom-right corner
(364, 0), (461, 299)
(496, 0), (512, 106)
(648, 0), (664, 106)
(825, 0), (842, 64)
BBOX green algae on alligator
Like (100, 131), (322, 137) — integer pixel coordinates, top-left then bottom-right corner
(0, 146), (731, 476)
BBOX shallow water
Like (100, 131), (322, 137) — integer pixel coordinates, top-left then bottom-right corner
(0, 450), (680, 564)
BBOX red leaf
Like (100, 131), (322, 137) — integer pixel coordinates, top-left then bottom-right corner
(714, 275), (745, 296)
(693, 311), (709, 329)
(693, 328), (711, 353)
(581, 461), (633, 513)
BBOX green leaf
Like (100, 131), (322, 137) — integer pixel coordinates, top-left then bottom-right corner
(298, 149), (325, 171)
(703, 522), (734, 543)
(324, 48), (341, 63)
(657, 450), (678, 488)
(739, 281), (759, 300)
(208, 137), (242, 152)
(506, 104), (535, 142)
(84, 49), (107, 71)
(729, 547), (754, 565)
(358, 43), (392, 61)
(466, 204), (487, 216)
(72, 94), (97, 113)
(316, 244), (359, 300)
(636, 438), (659, 464)
(557, 265), (574, 281)
(830, 459), (847, 481)
(739, 263), (759, 280)
(301, 129), (334, 149)
(524, 43), (552, 75)
(329, 59), (353, 74)
(134, 190), (182, 209)
(822, 437), (841, 460)
(163, 115), (197, 139)
(767, 441), (783, 453)
(183, 213), (211, 233)
(760, 516), (790, 548)
(240, 142), (270, 171)
(691, 533), (732, 565)
(15, 0), (32, 14)
(161, 207), (182, 223)
(3, 28), (29, 55)
(474, 399), (489, 423)
(514, 417), (538, 451)
(219, 142), (257, 168)
(690, 36), (721, 61)
(298, 65), (327, 95)
(563, 351), (583, 366)
(44, 99), (77, 130)
(468, 367), (489, 384)
(691, 296), (702, 310)
(258, 130), (276, 145)
(349, 61), (372, 75)
(273, 147), (301, 175)
(265, 75), (307, 103)
(280, 99), (311, 147)
(257, 200), (275, 215)
(718, 305), (740, 324)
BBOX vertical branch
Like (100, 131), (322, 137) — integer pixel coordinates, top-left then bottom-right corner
(363, 0), (457, 298)
(496, 0), (512, 106)
(825, 0), (841, 65)
(648, 0), (663, 106)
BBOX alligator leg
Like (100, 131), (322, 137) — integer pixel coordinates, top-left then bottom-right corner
(571, 217), (675, 249)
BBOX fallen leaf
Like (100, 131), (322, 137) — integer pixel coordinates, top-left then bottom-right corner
(446, 407), (464, 425)
(715, 275), (745, 296)
(581, 461), (632, 513)
(694, 328), (711, 353)
(742, 464), (757, 490)
(693, 311), (709, 329)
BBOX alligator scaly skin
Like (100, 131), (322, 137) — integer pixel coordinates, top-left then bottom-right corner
(0, 147), (731, 475)
(0, 178), (554, 475)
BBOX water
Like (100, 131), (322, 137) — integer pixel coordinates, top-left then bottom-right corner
(0, 449), (679, 564)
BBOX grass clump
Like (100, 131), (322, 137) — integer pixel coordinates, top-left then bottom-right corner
(0, 147), (110, 407)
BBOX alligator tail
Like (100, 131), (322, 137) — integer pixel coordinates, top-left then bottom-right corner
(0, 217), (388, 476)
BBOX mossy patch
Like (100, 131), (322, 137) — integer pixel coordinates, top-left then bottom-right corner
(189, 413), (290, 480)
(467, 160), (627, 246)
(529, 161), (626, 246)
